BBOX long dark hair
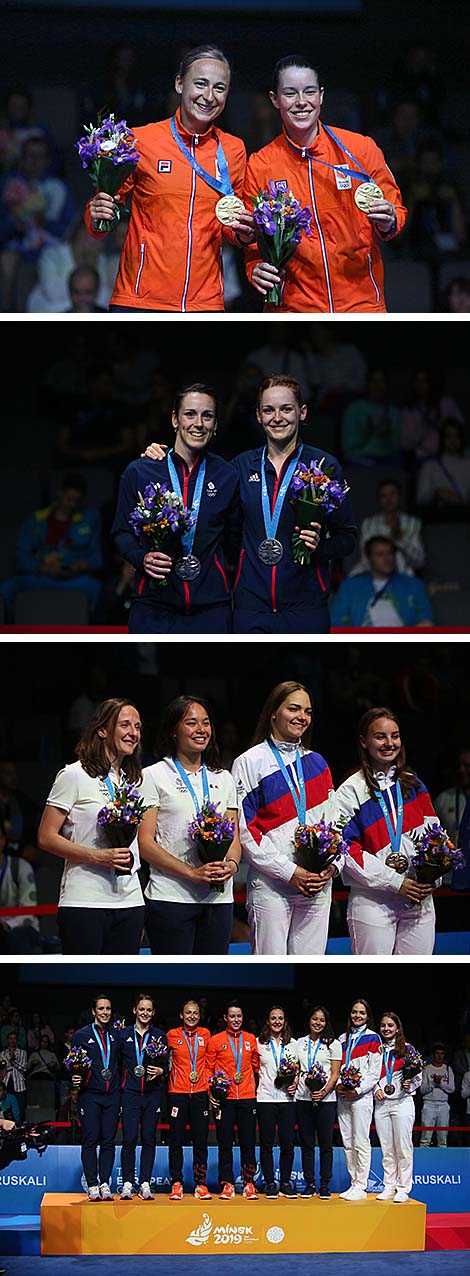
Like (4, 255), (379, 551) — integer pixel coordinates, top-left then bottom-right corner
(380, 1010), (406, 1057)
(345, 998), (375, 1046)
(258, 1004), (293, 1046)
(251, 681), (313, 748)
(357, 706), (419, 799)
(306, 1004), (335, 1047)
(76, 698), (143, 784)
(155, 695), (222, 770)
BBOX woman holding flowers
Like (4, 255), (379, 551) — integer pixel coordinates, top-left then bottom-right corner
(337, 998), (383, 1202)
(139, 696), (241, 954)
(244, 55), (406, 313)
(295, 1005), (342, 1199)
(83, 45), (253, 312)
(165, 998), (212, 1201)
(374, 1011), (422, 1204)
(118, 992), (168, 1201)
(112, 382), (240, 634)
(38, 699), (146, 955)
(232, 680), (344, 954)
(336, 707), (443, 955)
(256, 1005), (299, 1198)
(69, 993), (120, 1200)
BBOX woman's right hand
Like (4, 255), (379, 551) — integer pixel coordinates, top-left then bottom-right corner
(251, 262), (281, 296)
(290, 866), (323, 896)
(190, 861), (226, 886)
(143, 550), (173, 580)
(71, 1074), (82, 1088)
(89, 190), (118, 229)
(141, 442), (168, 460)
(399, 877), (434, 903)
(92, 847), (133, 870)
(375, 1087), (385, 1101)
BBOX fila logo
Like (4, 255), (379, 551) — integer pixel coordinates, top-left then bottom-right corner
(248, 473), (260, 482)
(158, 159), (172, 173)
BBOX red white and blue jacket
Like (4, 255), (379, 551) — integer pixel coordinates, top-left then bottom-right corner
(72, 1023), (119, 1096)
(112, 452), (241, 613)
(374, 1044), (422, 1102)
(338, 1029), (383, 1097)
(232, 739), (341, 900)
(118, 1024), (168, 1097)
(231, 444), (356, 615)
(336, 769), (437, 895)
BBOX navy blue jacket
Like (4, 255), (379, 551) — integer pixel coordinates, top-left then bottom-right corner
(118, 1024), (168, 1095)
(232, 444), (357, 614)
(112, 452), (241, 613)
(72, 1023), (120, 1095)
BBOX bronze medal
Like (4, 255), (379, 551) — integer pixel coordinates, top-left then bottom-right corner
(384, 1083), (395, 1095)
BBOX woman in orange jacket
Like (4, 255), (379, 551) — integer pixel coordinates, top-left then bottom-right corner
(85, 45), (253, 312)
(244, 55), (407, 313)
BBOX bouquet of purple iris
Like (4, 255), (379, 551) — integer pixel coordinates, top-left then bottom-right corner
(144, 1036), (169, 1077)
(251, 181), (312, 306)
(64, 1046), (92, 1086)
(293, 817), (347, 874)
(289, 459), (350, 566)
(113, 1018), (126, 1031)
(401, 1044), (423, 1086)
(409, 823), (464, 886)
(188, 801), (235, 893)
(129, 482), (195, 588)
(339, 1063), (361, 1092)
(75, 112), (139, 230)
(274, 1056), (298, 1090)
(97, 778), (149, 876)
(304, 1063), (328, 1101)
(208, 1070), (231, 1103)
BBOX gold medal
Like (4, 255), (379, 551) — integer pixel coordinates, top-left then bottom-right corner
(189, 1070), (199, 1083)
(233, 1071), (243, 1084)
(354, 181), (384, 212)
(215, 195), (246, 225)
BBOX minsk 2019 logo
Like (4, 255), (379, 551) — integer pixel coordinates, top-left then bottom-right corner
(186, 1214), (259, 1247)
(186, 1213), (213, 1246)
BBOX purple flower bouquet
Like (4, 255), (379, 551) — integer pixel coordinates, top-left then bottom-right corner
(188, 801), (235, 893)
(304, 1062), (328, 1101)
(251, 181), (312, 306)
(339, 1063), (361, 1092)
(293, 817), (347, 874)
(409, 823), (465, 885)
(144, 1035), (169, 1078)
(289, 459), (350, 566)
(401, 1044), (423, 1086)
(97, 778), (149, 875)
(274, 1057), (298, 1090)
(76, 112), (139, 231)
(113, 1018), (126, 1031)
(64, 1046), (92, 1085)
(129, 482), (195, 588)
(208, 1070), (231, 1103)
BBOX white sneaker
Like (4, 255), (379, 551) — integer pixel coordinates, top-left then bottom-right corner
(120, 1182), (133, 1200)
(87, 1185), (100, 1202)
(343, 1186), (367, 1202)
(99, 1183), (113, 1201)
(339, 1187), (355, 1200)
(376, 1189), (396, 1201)
(394, 1190), (409, 1203)
(139, 1182), (153, 1200)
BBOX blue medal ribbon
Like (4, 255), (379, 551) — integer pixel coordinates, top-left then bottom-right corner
(92, 1025), (111, 1073)
(345, 1027), (365, 1069)
(172, 758), (210, 811)
(269, 1038), (285, 1070)
(134, 1028), (149, 1069)
(166, 450), (206, 558)
(285, 123), (371, 183)
(383, 1047), (395, 1087)
(374, 780), (404, 855)
(228, 1032), (243, 1075)
(268, 741), (306, 825)
(103, 774), (115, 801)
(170, 116), (234, 196)
(308, 1038), (322, 1069)
(260, 445), (302, 542)
(183, 1031), (199, 1074)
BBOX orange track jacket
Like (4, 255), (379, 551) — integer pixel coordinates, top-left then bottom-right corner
(167, 1026), (211, 1096)
(206, 1030), (259, 1100)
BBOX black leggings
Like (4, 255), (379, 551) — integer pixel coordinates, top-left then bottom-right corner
(296, 1100), (336, 1188)
(58, 906), (145, 955)
(216, 1098), (257, 1186)
(168, 1092), (209, 1185)
(257, 1102), (296, 1184)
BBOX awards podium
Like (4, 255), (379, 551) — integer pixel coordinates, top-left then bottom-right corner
(41, 1193), (426, 1255)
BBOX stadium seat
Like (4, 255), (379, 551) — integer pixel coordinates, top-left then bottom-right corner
(383, 260), (433, 313)
(13, 588), (90, 626)
(423, 522), (470, 588)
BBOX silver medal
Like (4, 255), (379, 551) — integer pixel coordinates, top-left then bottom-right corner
(258, 538), (284, 565)
(175, 554), (202, 581)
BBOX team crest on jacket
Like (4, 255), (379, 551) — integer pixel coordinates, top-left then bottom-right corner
(206, 482), (217, 498)
(276, 180), (288, 190)
(158, 160), (172, 173)
(335, 168), (352, 190)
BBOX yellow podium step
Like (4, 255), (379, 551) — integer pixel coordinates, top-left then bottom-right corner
(41, 1192), (426, 1255)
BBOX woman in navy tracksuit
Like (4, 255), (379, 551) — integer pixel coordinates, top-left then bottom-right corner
(112, 382), (241, 633)
(118, 992), (168, 1199)
(71, 994), (120, 1200)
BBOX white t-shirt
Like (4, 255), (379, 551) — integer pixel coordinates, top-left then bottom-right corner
(256, 1037), (299, 1103)
(141, 758), (237, 906)
(46, 761), (144, 910)
(296, 1035), (342, 1103)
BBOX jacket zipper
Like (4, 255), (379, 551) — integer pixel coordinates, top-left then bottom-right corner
(181, 136), (198, 312)
(367, 252), (380, 303)
(305, 154), (334, 312)
(135, 243), (145, 294)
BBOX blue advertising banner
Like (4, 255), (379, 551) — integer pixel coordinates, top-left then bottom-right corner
(1, 1146), (469, 1215)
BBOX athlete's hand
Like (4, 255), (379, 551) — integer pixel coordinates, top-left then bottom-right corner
(398, 877), (434, 904)
(143, 550), (173, 580)
(190, 861), (229, 886)
(402, 1079), (411, 1091)
(232, 210), (256, 244)
(71, 1074), (82, 1088)
(146, 1065), (163, 1080)
(296, 520), (322, 551)
(141, 442), (168, 460)
(336, 1083), (358, 1099)
(89, 190), (119, 229)
(91, 846), (133, 870)
(368, 200), (396, 234)
(290, 866), (325, 896)
(375, 1087), (386, 1101)
(251, 262), (282, 296)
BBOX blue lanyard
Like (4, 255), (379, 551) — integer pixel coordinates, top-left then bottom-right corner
(103, 774), (115, 800)
(260, 445), (302, 541)
(308, 1038), (322, 1069)
(228, 1033), (243, 1073)
(92, 1026), (110, 1071)
(269, 1038), (285, 1069)
(166, 450), (206, 557)
(170, 116), (234, 196)
(374, 780), (403, 855)
(134, 1029), (149, 1068)
(345, 1028), (365, 1068)
(172, 758), (210, 811)
(183, 1031), (199, 1073)
(285, 123), (371, 183)
(268, 741), (306, 825)
(383, 1047), (395, 1086)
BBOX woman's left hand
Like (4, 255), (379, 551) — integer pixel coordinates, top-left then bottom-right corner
(146, 1065), (163, 1080)
(367, 200), (397, 234)
(211, 859), (238, 884)
(296, 520), (322, 551)
(231, 210), (256, 244)
(141, 441), (167, 460)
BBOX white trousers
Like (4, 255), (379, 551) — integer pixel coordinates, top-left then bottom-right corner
(337, 1092), (373, 1189)
(374, 1096), (415, 1192)
(248, 893), (331, 955)
(348, 898), (435, 955)
(420, 1100), (450, 1147)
